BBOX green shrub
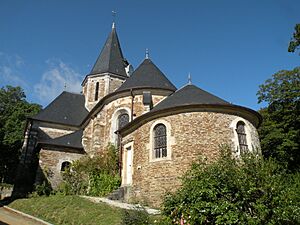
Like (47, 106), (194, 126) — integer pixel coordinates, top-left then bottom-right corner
(120, 207), (150, 225)
(89, 172), (121, 196)
(162, 147), (300, 224)
(59, 144), (120, 196)
(30, 181), (52, 197)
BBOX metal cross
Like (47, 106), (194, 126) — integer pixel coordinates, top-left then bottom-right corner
(112, 11), (117, 28)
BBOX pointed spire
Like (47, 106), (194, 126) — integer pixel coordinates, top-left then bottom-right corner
(90, 20), (127, 77)
(145, 48), (149, 59)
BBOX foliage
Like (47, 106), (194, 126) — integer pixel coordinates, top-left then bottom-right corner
(59, 144), (121, 196)
(288, 24), (300, 53)
(0, 85), (41, 184)
(9, 195), (123, 225)
(120, 207), (151, 225)
(0, 183), (13, 189)
(257, 67), (300, 172)
(162, 148), (300, 225)
(30, 181), (52, 197)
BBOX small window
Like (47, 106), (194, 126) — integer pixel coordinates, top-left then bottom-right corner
(118, 113), (129, 129)
(236, 121), (248, 153)
(61, 161), (71, 172)
(154, 124), (167, 158)
(94, 82), (99, 101)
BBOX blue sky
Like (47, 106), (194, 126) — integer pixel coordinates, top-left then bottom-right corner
(0, 0), (299, 110)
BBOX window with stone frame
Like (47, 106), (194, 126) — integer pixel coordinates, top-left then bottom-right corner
(61, 161), (71, 172)
(153, 123), (167, 158)
(94, 82), (99, 101)
(236, 121), (248, 153)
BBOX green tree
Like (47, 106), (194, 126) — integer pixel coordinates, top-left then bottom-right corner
(257, 67), (300, 171)
(0, 85), (41, 184)
(162, 148), (300, 224)
(288, 24), (300, 53)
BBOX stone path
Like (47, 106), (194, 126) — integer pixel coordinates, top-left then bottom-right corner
(81, 196), (161, 215)
(0, 206), (52, 225)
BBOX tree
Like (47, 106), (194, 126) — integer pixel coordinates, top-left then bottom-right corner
(0, 85), (41, 184)
(162, 148), (300, 224)
(257, 67), (300, 172)
(288, 24), (300, 53)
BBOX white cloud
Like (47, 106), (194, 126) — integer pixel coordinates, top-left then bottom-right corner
(34, 59), (83, 105)
(0, 53), (27, 88)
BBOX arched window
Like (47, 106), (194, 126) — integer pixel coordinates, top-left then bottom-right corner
(94, 82), (99, 101)
(154, 124), (167, 158)
(61, 161), (71, 172)
(236, 121), (248, 153)
(118, 113), (129, 129)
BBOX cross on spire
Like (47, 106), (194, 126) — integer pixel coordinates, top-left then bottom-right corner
(112, 11), (116, 28)
(145, 48), (149, 59)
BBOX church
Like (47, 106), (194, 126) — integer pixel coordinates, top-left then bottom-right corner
(17, 22), (261, 207)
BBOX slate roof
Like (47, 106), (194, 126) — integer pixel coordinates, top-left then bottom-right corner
(32, 92), (88, 126)
(116, 58), (177, 92)
(151, 84), (230, 112)
(90, 27), (127, 77)
(38, 130), (83, 149)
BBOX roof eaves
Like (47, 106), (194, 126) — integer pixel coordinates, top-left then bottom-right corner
(116, 104), (262, 136)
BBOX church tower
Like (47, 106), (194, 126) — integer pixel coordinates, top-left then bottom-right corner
(82, 23), (132, 110)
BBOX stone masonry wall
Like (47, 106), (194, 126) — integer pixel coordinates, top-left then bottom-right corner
(83, 94), (166, 154)
(122, 111), (260, 208)
(36, 148), (84, 189)
(83, 75), (125, 111)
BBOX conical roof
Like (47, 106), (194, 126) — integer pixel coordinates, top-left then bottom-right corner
(90, 27), (127, 77)
(151, 84), (230, 112)
(117, 58), (176, 92)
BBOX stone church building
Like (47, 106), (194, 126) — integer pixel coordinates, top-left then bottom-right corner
(16, 23), (261, 207)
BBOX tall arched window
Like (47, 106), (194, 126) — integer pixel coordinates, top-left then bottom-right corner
(94, 82), (99, 101)
(116, 113), (129, 147)
(118, 113), (129, 129)
(154, 124), (167, 158)
(236, 121), (248, 153)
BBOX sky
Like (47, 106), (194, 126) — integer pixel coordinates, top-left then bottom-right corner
(0, 0), (299, 110)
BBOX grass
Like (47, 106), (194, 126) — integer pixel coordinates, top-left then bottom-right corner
(9, 195), (122, 225)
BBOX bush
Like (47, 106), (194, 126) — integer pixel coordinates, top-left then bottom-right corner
(30, 181), (52, 197)
(162, 147), (300, 224)
(59, 144), (121, 196)
(120, 207), (150, 225)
